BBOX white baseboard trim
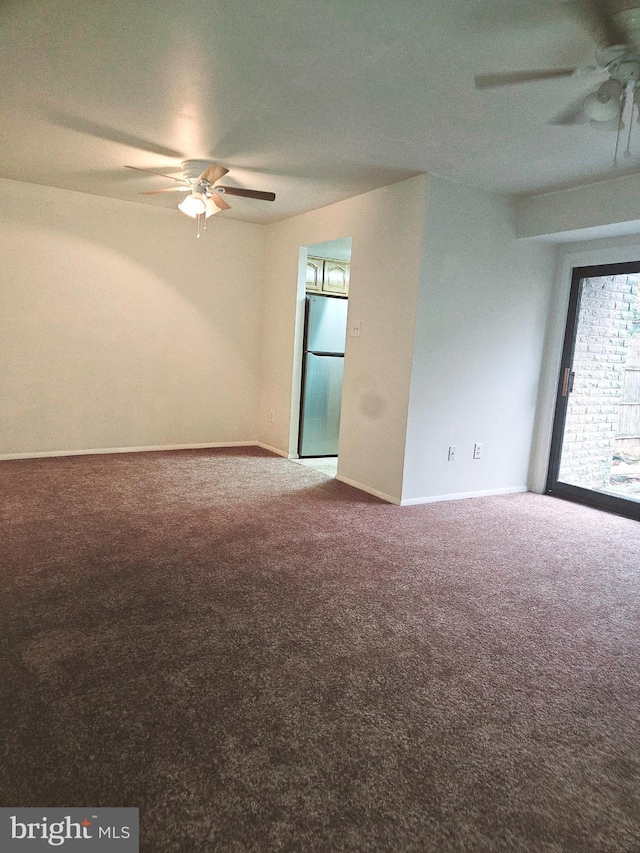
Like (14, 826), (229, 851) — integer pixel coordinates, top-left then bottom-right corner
(0, 447), (531, 509)
(400, 485), (529, 506)
(0, 441), (258, 462)
(335, 474), (401, 505)
(255, 441), (289, 458)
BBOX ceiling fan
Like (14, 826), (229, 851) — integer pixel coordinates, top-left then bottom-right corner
(475, 2), (640, 158)
(125, 159), (276, 235)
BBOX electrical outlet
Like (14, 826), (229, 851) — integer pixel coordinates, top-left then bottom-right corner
(350, 320), (362, 337)
(473, 443), (482, 460)
(269, 409), (275, 423)
(448, 445), (456, 462)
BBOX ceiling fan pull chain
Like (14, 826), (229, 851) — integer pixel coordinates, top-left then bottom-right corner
(197, 213), (201, 239)
(613, 88), (627, 165)
(625, 85), (639, 158)
(625, 100), (634, 157)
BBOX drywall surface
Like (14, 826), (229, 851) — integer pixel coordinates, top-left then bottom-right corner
(402, 175), (556, 502)
(517, 173), (640, 240)
(260, 176), (428, 502)
(0, 178), (265, 456)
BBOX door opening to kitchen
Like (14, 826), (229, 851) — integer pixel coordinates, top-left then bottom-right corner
(546, 261), (640, 521)
(294, 237), (352, 480)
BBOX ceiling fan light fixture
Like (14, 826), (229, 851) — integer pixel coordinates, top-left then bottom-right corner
(178, 191), (207, 218)
(599, 79), (624, 100)
(583, 80), (623, 122)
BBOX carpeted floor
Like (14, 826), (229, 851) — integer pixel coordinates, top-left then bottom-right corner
(1, 447), (639, 852)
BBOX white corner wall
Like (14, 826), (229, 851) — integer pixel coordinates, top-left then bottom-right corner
(259, 176), (428, 503)
(0, 178), (266, 457)
(402, 176), (557, 503)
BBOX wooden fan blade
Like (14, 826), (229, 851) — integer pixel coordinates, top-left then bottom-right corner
(216, 186), (276, 201)
(474, 68), (577, 89)
(210, 193), (232, 211)
(198, 164), (229, 183)
(140, 187), (190, 195)
(124, 165), (184, 182)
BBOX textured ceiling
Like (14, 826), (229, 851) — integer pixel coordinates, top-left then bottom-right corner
(2, 0), (640, 223)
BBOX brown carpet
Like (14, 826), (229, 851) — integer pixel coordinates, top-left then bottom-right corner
(1, 447), (639, 852)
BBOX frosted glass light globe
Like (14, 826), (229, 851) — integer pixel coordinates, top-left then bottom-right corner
(584, 80), (623, 122)
(178, 193), (207, 217)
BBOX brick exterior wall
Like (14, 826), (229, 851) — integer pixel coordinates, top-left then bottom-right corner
(559, 273), (640, 489)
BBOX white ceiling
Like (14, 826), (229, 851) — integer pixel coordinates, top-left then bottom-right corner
(2, 0), (640, 223)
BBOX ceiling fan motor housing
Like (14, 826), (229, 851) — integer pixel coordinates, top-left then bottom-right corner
(608, 56), (640, 84)
(181, 160), (212, 182)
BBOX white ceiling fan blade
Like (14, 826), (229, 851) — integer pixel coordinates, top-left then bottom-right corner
(474, 68), (578, 89)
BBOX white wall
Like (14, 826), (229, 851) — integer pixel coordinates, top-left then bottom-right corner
(1, 172), (564, 507)
(259, 174), (558, 505)
(516, 172), (640, 240)
(402, 176), (556, 503)
(259, 176), (428, 502)
(0, 178), (266, 456)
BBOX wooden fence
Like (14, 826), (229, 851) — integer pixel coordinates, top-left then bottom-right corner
(618, 367), (640, 438)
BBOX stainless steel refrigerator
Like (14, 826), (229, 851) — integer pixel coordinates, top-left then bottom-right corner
(298, 294), (348, 457)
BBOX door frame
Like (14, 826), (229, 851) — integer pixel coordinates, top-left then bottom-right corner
(546, 260), (640, 521)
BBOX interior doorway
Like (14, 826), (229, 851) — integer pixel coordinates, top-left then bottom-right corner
(546, 262), (640, 520)
(295, 237), (352, 476)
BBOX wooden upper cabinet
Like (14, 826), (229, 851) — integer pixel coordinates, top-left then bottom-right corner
(306, 258), (323, 293)
(323, 260), (349, 296)
(306, 257), (349, 297)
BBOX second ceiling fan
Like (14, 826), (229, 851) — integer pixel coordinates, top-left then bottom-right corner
(475, 1), (640, 144)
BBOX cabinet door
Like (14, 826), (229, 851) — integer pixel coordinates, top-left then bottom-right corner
(306, 258), (323, 293)
(322, 260), (349, 296)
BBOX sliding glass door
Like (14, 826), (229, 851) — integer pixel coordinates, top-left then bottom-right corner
(546, 262), (640, 521)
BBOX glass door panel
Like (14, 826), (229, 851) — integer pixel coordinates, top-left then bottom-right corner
(547, 262), (640, 520)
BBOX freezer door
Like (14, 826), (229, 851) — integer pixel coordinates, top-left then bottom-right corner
(299, 353), (344, 456)
(306, 295), (348, 355)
